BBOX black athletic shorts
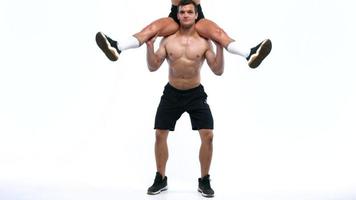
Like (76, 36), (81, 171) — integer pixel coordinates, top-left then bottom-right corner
(168, 4), (205, 24)
(154, 83), (214, 131)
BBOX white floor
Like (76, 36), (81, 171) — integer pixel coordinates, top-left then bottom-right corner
(1, 183), (355, 200)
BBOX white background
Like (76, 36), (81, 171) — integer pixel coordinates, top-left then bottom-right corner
(1, 0), (356, 199)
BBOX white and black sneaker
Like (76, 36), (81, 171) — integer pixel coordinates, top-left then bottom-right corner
(147, 172), (168, 195)
(198, 174), (214, 198)
(246, 39), (272, 68)
(95, 32), (121, 61)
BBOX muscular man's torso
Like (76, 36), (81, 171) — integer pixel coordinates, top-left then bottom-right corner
(164, 31), (209, 90)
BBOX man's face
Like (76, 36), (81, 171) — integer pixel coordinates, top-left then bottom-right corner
(177, 4), (198, 28)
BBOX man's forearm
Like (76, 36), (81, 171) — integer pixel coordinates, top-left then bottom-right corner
(213, 45), (224, 75)
(146, 46), (160, 71)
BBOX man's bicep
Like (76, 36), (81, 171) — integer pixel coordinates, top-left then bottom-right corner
(205, 42), (216, 66)
(155, 39), (167, 61)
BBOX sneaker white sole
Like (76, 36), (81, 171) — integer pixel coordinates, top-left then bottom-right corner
(198, 188), (214, 198)
(248, 39), (272, 68)
(147, 186), (168, 195)
(95, 32), (119, 61)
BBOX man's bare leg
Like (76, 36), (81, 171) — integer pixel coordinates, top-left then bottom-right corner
(194, 1), (271, 68)
(147, 129), (169, 195)
(134, 0), (180, 45)
(195, 19), (234, 48)
(96, 0), (180, 61)
(198, 129), (215, 197)
(192, 0), (235, 48)
(198, 129), (213, 177)
(155, 129), (169, 177)
(133, 18), (178, 45)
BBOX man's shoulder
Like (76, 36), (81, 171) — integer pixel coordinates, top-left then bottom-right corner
(189, 32), (208, 42)
(164, 32), (179, 39)
(160, 33), (175, 44)
(193, 33), (210, 48)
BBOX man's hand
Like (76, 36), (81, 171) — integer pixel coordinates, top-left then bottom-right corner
(206, 40), (224, 76)
(211, 39), (222, 50)
(146, 35), (166, 72)
(146, 34), (158, 48)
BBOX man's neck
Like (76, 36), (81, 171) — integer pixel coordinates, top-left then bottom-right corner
(179, 25), (196, 36)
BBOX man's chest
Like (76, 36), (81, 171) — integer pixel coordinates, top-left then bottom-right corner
(165, 37), (207, 61)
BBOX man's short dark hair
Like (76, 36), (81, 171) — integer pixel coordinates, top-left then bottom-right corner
(178, 0), (198, 13)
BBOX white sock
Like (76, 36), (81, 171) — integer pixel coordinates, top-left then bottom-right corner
(116, 36), (140, 51)
(226, 41), (250, 58)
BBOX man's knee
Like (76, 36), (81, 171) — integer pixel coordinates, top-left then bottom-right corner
(143, 22), (159, 35)
(171, 0), (180, 6)
(155, 129), (169, 141)
(200, 129), (214, 143)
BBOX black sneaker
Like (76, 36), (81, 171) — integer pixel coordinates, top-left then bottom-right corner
(95, 32), (121, 61)
(147, 172), (168, 195)
(246, 39), (272, 68)
(198, 174), (214, 198)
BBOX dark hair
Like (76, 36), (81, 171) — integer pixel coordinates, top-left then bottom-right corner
(178, 0), (198, 13)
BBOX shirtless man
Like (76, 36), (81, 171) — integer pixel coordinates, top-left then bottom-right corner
(146, 0), (223, 197)
(96, 0), (271, 68)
